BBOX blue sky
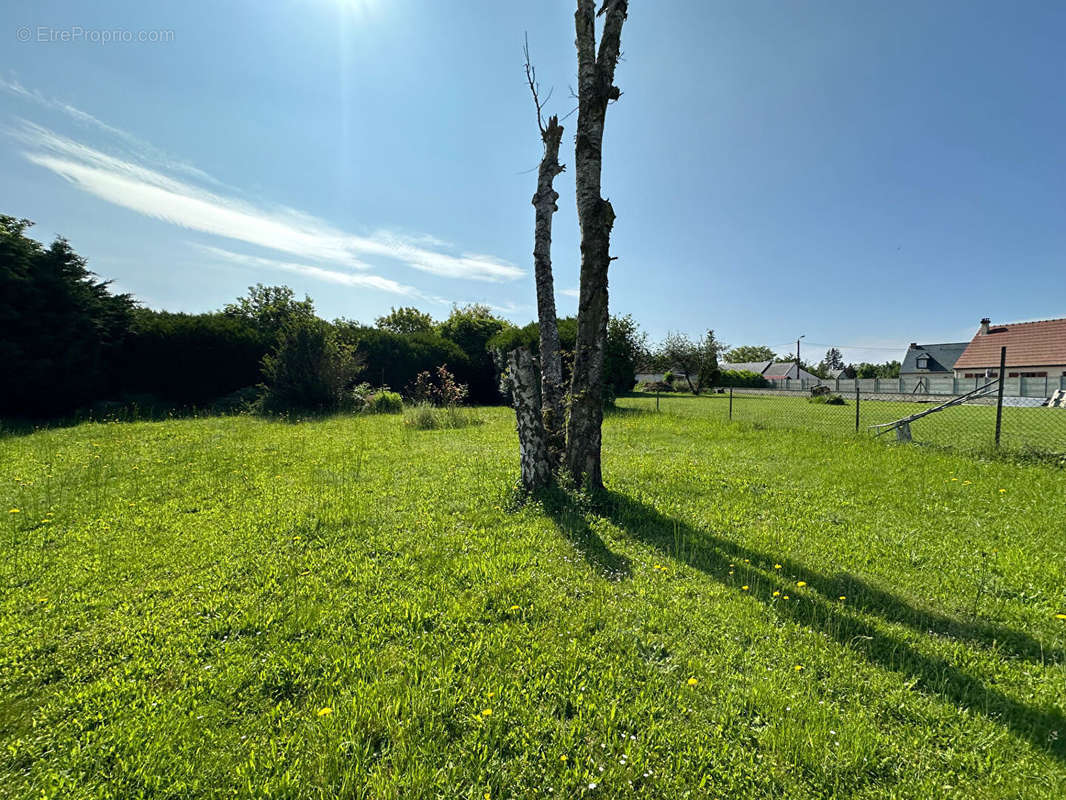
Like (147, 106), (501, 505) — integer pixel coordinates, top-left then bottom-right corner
(3, 0), (1065, 365)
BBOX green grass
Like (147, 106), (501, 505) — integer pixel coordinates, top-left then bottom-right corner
(2, 405), (1065, 798)
(629, 390), (1066, 457)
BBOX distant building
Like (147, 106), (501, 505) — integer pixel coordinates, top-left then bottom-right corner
(953, 317), (1066, 379)
(720, 360), (820, 382)
(899, 342), (968, 379)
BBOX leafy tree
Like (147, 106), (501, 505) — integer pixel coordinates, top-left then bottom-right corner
(437, 304), (512, 403)
(259, 318), (362, 413)
(604, 314), (647, 396)
(724, 345), (778, 363)
(821, 347), (845, 371)
(851, 360), (902, 379)
(375, 306), (434, 335)
(0, 216), (134, 417)
(656, 330), (723, 395)
(224, 284), (315, 340)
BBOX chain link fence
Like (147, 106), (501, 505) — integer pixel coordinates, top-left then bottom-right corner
(634, 348), (1066, 459)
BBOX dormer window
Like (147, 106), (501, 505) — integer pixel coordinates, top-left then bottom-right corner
(916, 355), (930, 370)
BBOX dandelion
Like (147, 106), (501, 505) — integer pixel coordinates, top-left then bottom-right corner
(509, 605), (521, 611)
(838, 595), (846, 601)
(1056, 614), (1066, 620)
(999, 489), (1007, 494)
(774, 564), (782, 569)
(796, 581), (807, 588)
(559, 755), (568, 762)
(783, 595), (790, 600)
(687, 677), (698, 686)
(963, 480), (972, 485)
(481, 708), (493, 716)
(741, 585), (749, 591)
(8, 508), (19, 513)
(794, 665), (803, 671)
(772, 590), (780, 597)
(317, 707), (333, 717)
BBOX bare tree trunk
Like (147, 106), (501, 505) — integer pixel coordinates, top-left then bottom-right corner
(518, 37), (566, 478)
(507, 347), (551, 491)
(532, 116), (566, 467)
(565, 0), (628, 490)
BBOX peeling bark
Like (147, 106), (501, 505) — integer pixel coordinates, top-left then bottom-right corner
(565, 0), (628, 490)
(507, 347), (551, 491)
(532, 116), (566, 468)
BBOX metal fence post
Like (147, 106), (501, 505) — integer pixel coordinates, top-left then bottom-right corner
(855, 385), (860, 433)
(729, 386), (733, 420)
(994, 346), (1007, 448)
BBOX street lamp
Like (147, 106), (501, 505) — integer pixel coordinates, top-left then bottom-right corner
(796, 334), (805, 381)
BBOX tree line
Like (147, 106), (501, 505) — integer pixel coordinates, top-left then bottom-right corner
(0, 215), (647, 421)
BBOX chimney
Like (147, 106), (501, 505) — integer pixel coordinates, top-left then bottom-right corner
(979, 317), (990, 335)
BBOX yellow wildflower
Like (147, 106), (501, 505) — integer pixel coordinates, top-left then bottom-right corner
(794, 665), (803, 671)
(796, 581), (807, 588)
(1056, 614), (1066, 620)
(8, 508), (19, 513)
(772, 590), (780, 597)
(783, 595), (790, 600)
(481, 708), (493, 717)
(741, 585), (749, 591)
(317, 707), (333, 717)
(838, 595), (846, 601)
(773, 564), (782, 570)
(560, 755), (568, 762)
(687, 677), (698, 686)
(509, 605), (521, 611)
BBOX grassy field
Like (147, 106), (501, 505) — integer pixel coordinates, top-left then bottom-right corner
(626, 390), (1066, 457)
(2, 404), (1065, 798)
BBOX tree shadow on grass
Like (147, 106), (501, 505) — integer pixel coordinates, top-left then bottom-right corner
(536, 486), (631, 581)
(556, 489), (1066, 762)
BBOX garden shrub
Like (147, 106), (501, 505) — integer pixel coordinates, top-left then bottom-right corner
(367, 390), (403, 414)
(809, 393), (847, 405)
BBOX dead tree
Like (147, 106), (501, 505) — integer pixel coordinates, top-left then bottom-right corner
(526, 38), (567, 468)
(565, 0), (628, 490)
(506, 37), (567, 491)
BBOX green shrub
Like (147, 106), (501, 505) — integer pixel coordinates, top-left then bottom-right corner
(640, 381), (674, 393)
(368, 391), (403, 414)
(258, 319), (362, 414)
(718, 369), (769, 388)
(809, 393), (847, 405)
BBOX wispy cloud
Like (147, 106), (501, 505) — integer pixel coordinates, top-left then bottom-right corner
(196, 245), (424, 298)
(6, 116), (524, 283)
(1, 74), (221, 186)
(560, 287), (580, 298)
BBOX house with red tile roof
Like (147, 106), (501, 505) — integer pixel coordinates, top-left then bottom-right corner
(953, 317), (1066, 380)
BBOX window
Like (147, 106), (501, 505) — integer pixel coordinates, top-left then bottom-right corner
(916, 355), (930, 370)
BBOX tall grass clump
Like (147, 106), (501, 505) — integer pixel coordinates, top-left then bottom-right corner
(403, 365), (479, 429)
